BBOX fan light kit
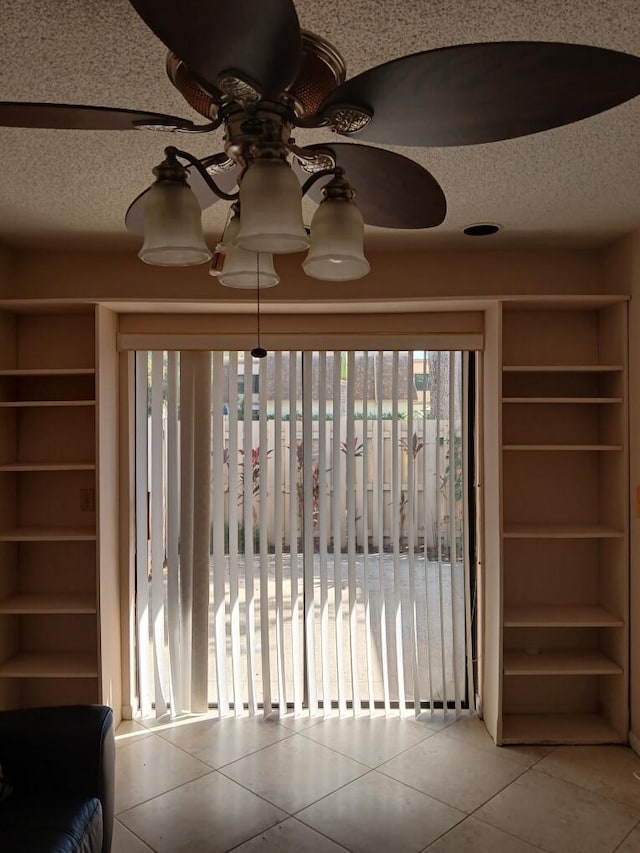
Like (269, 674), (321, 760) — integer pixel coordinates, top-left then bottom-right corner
(2, 0), (640, 288)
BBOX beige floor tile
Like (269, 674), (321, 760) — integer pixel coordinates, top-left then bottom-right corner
(115, 734), (213, 813)
(379, 731), (525, 813)
(119, 771), (287, 853)
(157, 714), (292, 767)
(276, 712), (326, 732)
(535, 745), (640, 810)
(297, 770), (463, 853)
(441, 715), (553, 767)
(300, 714), (435, 766)
(476, 768), (639, 853)
(231, 817), (350, 851)
(220, 731), (368, 813)
(112, 819), (155, 852)
(426, 816), (540, 852)
(415, 710), (460, 732)
(115, 720), (153, 750)
(615, 825), (640, 852)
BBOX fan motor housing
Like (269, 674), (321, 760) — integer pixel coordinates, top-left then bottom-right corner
(166, 30), (346, 121)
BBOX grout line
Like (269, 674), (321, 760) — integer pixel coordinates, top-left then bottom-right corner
(211, 731), (300, 772)
(290, 766), (378, 819)
(294, 718), (441, 767)
(216, 742), (371, 814)
(611, 812), (640, 852)
(151, 724), (296, 771)
(114, 767), (217, 819)
(418, 811), (468, 852)
(114, 818), (159, 853)
(223, 816), (354, 853)
(530, 754), (640, 813)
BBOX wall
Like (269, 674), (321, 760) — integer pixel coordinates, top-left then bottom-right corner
(0, 240), (617, 724)
(604, 227), (640, 750)
(0, 246), (12, 297)
(3, 246), (603, 304)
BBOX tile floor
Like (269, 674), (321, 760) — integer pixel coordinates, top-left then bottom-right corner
(112, 712), (640, 853)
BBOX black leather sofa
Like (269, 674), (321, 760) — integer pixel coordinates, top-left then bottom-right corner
(0, 704), (115, 852)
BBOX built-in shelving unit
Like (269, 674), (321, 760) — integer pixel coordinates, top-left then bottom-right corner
(0, 308), (118, 710)
(491, 298), (629, 745)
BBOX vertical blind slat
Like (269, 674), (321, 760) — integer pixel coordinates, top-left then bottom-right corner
(242, 353), (257, 715)
(318, 352), (331, 714)
(191, 352), (212, 713)
(391, 351), (405, 714)
(178, 354), (194, 710)
(435, 353), (448, 711)
(302, 353), (317, 714)
(227, 352), (242, 714)
(449, 352), (460, 714)
(135, 352), (152, 717)
(420, 351), (435, 711)
(273, 351), (286, 712)
(150, 352), (167, 716)
(332, 352), (346, 714)
(406, 352), (421, 716)
(362, 353), (374, 714)
(289, 352), (302, 714)
(258, 356), (272, 716)
(462, 353), (475, 712)
(346, 351), (360, 714)
(376, 351), (391, 713)
(212, 351), (228, 715)
(166, 353), (181, 714)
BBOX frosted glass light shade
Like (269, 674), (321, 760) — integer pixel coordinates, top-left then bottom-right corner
(236, 159), (309, 254)
(139, 179), (212, 266)
(215, 216), (279, 288)
(303, 197), (370, 281)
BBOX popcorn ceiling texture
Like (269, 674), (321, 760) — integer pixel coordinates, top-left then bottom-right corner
(0, 0), (638, 251)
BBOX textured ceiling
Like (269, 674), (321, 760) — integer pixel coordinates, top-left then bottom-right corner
(0, 0), (639, 254)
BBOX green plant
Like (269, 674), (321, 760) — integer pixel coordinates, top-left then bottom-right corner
(239, 446), (272, 498)
(294, 440), (330, 531)
(439, 434), (463, 502)
(340, 436), (364, 457)
(401, 431), (424, 460)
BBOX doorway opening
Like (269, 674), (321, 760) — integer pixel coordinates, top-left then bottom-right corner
(133, 349), (475, 718)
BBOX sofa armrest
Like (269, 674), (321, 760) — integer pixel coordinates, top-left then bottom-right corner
(0, 705), (114, 853)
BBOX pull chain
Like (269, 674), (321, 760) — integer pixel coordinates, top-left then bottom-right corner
(251, 253), (267, 359)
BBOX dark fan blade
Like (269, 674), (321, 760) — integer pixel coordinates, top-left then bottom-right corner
(125, 154), (241, 235)
(318, 42), (640, 147)
(0, 102), (196, 131)
(129, 0), (302, 96)
(293, 144), (446, 228)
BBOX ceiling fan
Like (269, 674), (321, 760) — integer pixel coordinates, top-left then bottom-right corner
(2, 0), (640, 280)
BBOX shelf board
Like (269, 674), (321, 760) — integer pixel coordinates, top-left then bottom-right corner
(0, 368), (95, 376)
(0, 462), (95, 472)
(504, 524), (623, 539)
(0, 651), (98, 678)
(502, 397), (623, 404)
(0, 400), (95, 408)
(503, 365), (623, 373)
(502, 444), (623, 451)
(501, 713), (624, 745)
(504, 604), (623, 628)
(0, 527), (96, 542)
(503, 649), (622, 676)
(0, 593), (96, 614)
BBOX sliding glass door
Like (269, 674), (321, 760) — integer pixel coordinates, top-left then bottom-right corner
(134, 349), (471, 718)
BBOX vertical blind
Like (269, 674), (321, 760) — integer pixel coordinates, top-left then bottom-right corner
(135, 349), (471, 718)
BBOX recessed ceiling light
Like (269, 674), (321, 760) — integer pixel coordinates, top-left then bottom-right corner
(463, 223), (501, 236)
